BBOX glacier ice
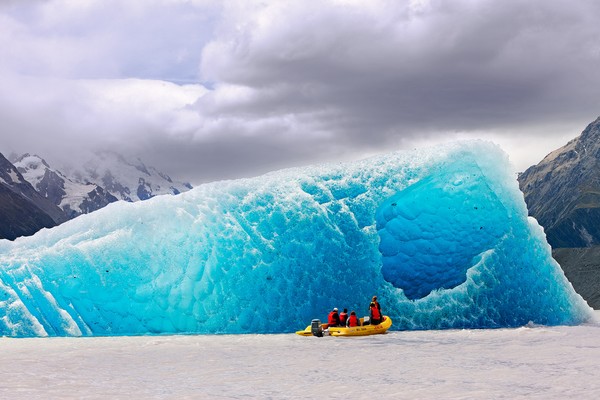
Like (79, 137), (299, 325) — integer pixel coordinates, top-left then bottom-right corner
(0, 141), (593, 337)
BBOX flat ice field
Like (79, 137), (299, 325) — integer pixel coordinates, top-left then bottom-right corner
(2, 316), (600, 399)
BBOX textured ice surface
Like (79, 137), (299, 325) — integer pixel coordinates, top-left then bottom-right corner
(0, 141), (593, 337)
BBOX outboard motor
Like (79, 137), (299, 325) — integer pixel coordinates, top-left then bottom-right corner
(311, 319), (324, 337)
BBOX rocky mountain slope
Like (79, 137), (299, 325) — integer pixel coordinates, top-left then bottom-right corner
(0, 152), (66, 240)
(518, 115), (600, 309)
(518, 116), (600, 248)
(553, 246), (600, 309)
(14, 154), (118, 219)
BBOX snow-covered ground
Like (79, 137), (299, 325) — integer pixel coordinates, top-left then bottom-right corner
(2, 314), (600, 399)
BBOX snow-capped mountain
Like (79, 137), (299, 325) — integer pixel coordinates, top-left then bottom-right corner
(63, 151), (193, 202)
(14, 154), (118, 219)
(2, 150), (192, 240)
(0, 152), (66, 240)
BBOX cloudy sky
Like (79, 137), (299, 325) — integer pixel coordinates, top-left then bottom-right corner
(2, 0), (600, 184)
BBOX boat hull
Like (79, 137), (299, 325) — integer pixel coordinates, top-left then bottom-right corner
(295, 316), (392, 337)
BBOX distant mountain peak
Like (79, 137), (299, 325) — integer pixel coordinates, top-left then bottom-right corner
(15, 153), (51, 169)
(66, 150), (192, 202)
(579, 116), (600, 143)
(14, 154), (118, 219)
(0, 155), (28, 187)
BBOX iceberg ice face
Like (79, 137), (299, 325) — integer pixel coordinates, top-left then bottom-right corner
(0, 141), (593, 337)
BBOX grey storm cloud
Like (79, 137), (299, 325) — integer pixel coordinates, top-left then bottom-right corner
(1, 0), (600, 184)
(201, 1), (600, 132)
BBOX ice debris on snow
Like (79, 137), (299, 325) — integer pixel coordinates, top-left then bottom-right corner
(0, 141), (593, 337)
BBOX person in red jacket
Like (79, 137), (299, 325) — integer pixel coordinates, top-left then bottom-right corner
(339, 308), (348, 326)
(369, 301), (382, 325)
(372, 296), (381, 314)
(327, 307), (341, 327)
(346, 311), (361, 327)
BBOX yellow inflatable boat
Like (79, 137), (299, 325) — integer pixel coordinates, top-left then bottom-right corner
(296, 316), (392, 337)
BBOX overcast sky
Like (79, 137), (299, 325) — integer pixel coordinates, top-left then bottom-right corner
(2, 0), (599, 184)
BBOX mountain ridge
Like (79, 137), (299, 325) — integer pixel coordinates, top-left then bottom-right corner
(0, 152), (66, 240)
(518, 116), (600, 248)
(14, 154), (119, 219)
(63, 151), (192, 202)
(1, 150), (193, 241)
(518, 115), (600, 309)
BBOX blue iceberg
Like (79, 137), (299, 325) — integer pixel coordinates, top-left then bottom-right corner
(0, 141), (593, 337)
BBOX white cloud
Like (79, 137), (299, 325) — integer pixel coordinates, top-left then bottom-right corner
(0, 73), (208, 162)
(0, 0), (221, 80)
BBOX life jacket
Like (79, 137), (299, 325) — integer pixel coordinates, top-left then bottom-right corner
(370, 304), (381, 320)
(328, 311), (339, 326)
(373, 300), (381, 311)
(339, 312), (348, 324)
(348, 314), (360, 327)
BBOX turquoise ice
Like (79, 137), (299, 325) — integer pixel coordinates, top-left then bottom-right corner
(0, 141), (593, 337)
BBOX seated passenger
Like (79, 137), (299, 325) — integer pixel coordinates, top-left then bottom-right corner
(339, 308), (348, 326)
(346, 311), (361, 327)
(327, 307), (341, 327)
